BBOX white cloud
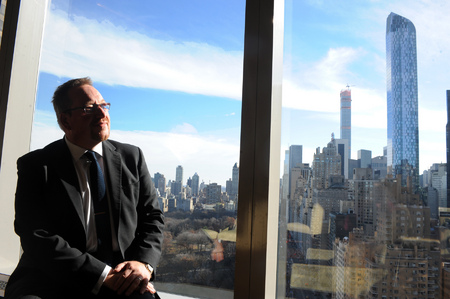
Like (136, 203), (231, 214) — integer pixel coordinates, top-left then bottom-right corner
(36, 2), (449, 179)
(282, 47), (364, 112)
(112, 130), (239, 184)
(30, 111), (238, 185)
(419, 107), (446, 133)
(40, 9), (243, 100)
(170, 123), (198, 134)
(282, 46), (387, 128)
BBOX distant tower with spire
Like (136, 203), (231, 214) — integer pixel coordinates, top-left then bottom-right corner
(340, 85), (352, 158)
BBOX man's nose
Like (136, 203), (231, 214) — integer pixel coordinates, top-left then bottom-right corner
(94, 105), (108, 117)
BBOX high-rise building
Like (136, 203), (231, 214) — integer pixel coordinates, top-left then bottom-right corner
(231, 163), (239, 197)
(357, 149), (372, 169)
(288, 163), (310, 224)
(348, 159), (359, 180)
(171, 181), (182, 197)
(349, 168), (376, 236)
(205, 183), (222, 204)
(153, 172), (162, 189)
(175, 165), (183, 184)
(192, 172), (199, 196)
(226, 179), (232, 195)
(386, 12), (419, 190)
(288, 145), (303, 198)
(186, 177), (192, 188)
(157, 174), (166, 197)
(289, 145), (302, 171)
(430, 163), (447, 208)
(332, 138), (349, 179)
(371, 156), (387, 180)
(311, 139), (341, 190)
(447, 90), (450, 207)
(340, 88), (352, 158)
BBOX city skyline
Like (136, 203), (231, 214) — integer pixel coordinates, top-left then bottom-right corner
(29, 1), (449, 185)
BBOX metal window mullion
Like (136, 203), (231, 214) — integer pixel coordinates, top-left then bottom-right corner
(234, 0), (283, 297)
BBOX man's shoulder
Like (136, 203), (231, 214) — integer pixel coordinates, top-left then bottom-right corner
(104, 139), (141, 154)
(19, 139), (65, 162)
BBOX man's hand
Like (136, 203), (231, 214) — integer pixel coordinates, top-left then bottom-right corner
(103, 261), (153, 296)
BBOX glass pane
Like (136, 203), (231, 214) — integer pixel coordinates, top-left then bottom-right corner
(31, 0), (244, 297)
(279, 1), (448, 298)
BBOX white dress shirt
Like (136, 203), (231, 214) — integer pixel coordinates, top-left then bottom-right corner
(65, 138), (114, 293)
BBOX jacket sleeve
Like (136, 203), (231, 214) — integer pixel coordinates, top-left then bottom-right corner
(119, 147), (165, 273)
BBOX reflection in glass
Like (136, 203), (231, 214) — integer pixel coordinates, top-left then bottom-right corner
(280, 1), (448, 298)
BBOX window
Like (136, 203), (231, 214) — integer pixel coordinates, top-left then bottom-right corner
(32, 0), (246, 297)
(278, 1), (447, 299)
(1, 1), (449, 299)
(0, 0), (283, 298)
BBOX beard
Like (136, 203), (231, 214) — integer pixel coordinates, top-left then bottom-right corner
(92, 127), (110, 142)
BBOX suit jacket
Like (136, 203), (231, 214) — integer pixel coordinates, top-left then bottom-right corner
(5, 139), (164, 299)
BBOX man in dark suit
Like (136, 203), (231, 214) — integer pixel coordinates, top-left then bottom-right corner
(5, 77), (164, 299)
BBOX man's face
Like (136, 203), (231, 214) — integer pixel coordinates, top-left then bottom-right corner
(61, 84), (110, 149)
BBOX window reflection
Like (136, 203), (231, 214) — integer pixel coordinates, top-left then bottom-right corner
(280, 1), (449, 298)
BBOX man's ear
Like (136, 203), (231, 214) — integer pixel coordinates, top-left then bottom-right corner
(59, 113), (71, 131)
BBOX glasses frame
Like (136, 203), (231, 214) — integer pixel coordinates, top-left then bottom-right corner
(63, 103), (111, 115)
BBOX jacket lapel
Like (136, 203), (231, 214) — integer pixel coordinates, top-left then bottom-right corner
(102, 141), (122, 235)
(50, 139), (86, 231)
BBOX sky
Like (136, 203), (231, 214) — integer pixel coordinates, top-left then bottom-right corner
(31, 0), (450, 186)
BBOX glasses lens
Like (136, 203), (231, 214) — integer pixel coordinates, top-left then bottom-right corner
(83, 107), (94, 114)
(81, 103), (110, 114)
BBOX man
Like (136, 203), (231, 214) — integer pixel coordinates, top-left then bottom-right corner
(5, 77), (164, 299)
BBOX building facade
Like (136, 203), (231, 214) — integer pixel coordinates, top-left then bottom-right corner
(192, 172), (199, 196)
(447, 90), (450, 207)
(340, 88), (352, 159)
(386, 12), (419, 190)
(231, 163), (239, 198)
(357, 149), (372, 169)
(333, 138), (349, 180)
(175, 165), (183, 184)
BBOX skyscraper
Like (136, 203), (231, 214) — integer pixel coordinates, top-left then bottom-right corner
(288, 145), (302, 198)
(447, 90), (450, 207)
(332, 138), (349, 179)
(386, 12), (419, 190)
(288, 145), (302, 171)
(231, 163), (239, 197)
(154, 172), (163, 189)
(357, 149), (372, 169)
(340, 87), (351, 159)
(173, 165), (184, 196)
(176, 165), (183, 184)
(192, 172), (199, 196)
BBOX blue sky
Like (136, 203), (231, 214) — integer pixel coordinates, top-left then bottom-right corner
(31, 0), (450, 185)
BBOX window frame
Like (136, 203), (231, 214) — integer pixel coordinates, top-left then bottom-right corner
(0, 1), (283, 298)
(0, 0), (48, 279)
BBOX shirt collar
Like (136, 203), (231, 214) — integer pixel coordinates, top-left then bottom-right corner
(65, 137), (103, 161)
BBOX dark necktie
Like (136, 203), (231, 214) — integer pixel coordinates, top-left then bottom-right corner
(84, 150), (113, 264)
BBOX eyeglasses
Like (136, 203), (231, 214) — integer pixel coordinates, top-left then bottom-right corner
(63, 103), (111, 114)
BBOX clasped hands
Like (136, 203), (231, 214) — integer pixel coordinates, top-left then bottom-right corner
(104, 261), (156, 296)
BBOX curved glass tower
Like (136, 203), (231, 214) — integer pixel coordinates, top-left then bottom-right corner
(386, 12), (419, 190)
